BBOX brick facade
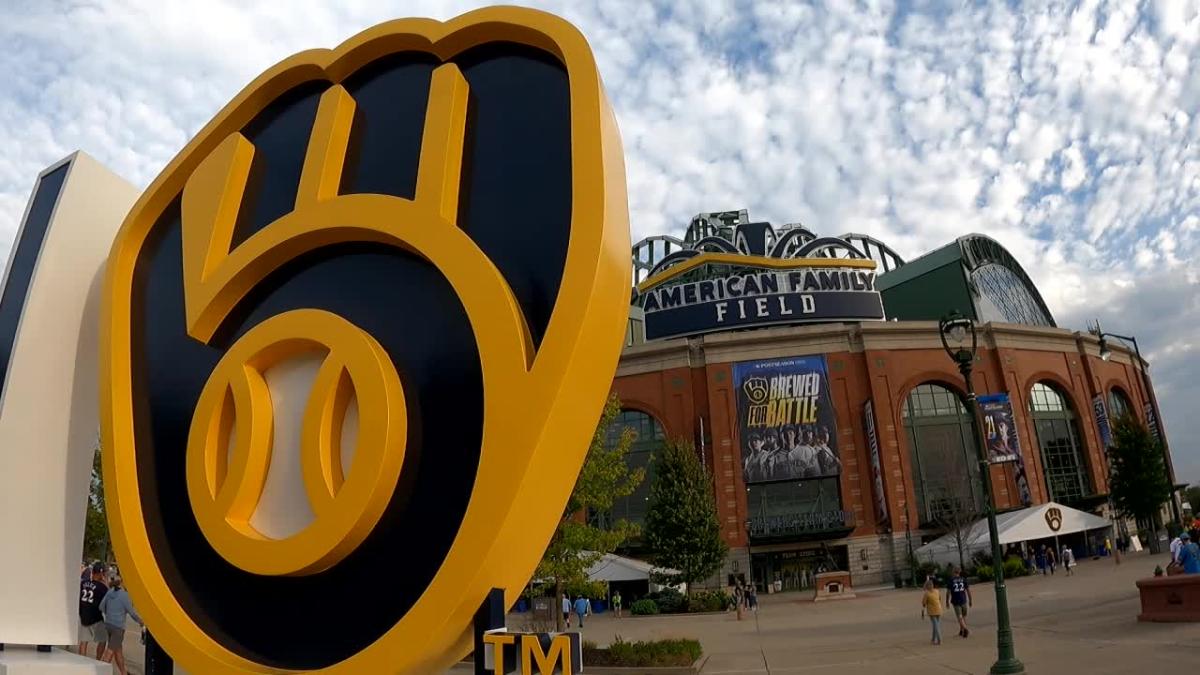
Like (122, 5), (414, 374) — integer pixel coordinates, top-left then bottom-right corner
(611, 321), (1164, 587)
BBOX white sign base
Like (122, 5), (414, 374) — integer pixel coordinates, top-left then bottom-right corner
(0, 647), (107, 675)
(0, 153), (138, 646)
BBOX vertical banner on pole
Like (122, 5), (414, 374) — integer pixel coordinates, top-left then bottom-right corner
(863, 400), (889, 527)
(1092, 395), (1112, 448)
(977, 393), (1031, 506)
(1144, 402), (1160, 442)
(978, 394), (1021, 464)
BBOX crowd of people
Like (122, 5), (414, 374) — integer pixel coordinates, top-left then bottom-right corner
(732, 581), (758, 612)
(742, 426), (840, 482)
(77, 561), (143, 675)
(1026, 543), (1075, 576)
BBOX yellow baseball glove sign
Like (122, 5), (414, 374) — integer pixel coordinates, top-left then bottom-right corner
(100, 6), (630, 673)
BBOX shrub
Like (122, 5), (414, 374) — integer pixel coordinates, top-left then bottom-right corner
(975, 564), (994, 581)
(914, 561), (941, 584)
(688, 590), (729, 613)
(977, 558), (1027, 582)
(648, 588), (684, 613)
(1003, 557), (1028, 579)
(630, 599), (659, 616)
(944, 561), (967, 580)
(971, 550), (994, 568)
(583, 637), (702, 667)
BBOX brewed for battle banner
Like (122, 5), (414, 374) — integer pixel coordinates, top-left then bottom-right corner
(734, 356), (840, 483)
(978, 393), (1021, 464)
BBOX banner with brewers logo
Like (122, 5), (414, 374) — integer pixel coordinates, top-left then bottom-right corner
(734, 356), (840, 483)
(979, 393), (1021, 463)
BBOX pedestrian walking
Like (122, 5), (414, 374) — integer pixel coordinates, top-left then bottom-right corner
(612, 590), (623, 619)
(747, 584), (758, 612)
(78, 562), (110, 661)
(1061, 545), (1075, 576)
(99, 577), (143, 675)
(1035, 546), (1047, 575)
(1178, 533), (1200, 574)
(573, 595), (590, 629)
(562, 594), (571, 628)
(945, 567), (972, 638)
(1046, 547), (1057, 575)
(920, 578), (943, 646)
(1170, 532), (1184, 571)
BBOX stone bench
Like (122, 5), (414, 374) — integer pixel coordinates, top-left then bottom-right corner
(1136, 573), (1200, 622)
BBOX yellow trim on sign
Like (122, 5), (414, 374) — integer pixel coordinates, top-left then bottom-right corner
(185, 309), (407, 577)
(637, 252), (877, 293)
(100, 6), (631, 674)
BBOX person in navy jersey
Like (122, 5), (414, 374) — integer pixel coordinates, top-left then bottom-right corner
(78, 562), (110, 660)
(945, 567), (972, 638)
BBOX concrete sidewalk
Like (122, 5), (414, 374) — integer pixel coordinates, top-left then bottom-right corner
(527, 550), (1198, 674)
(111, 550), (1198, 674)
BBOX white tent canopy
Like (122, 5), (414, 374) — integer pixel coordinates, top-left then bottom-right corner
(586, 552), (677, 583)
(915, 502), (1112, 566)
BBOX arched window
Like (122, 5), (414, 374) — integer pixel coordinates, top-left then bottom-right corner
(1108, 387), (1134, 423)
(603, 410), (664, 528)
(1029, 383), (1091, 504)
(901, 384), (982, 525)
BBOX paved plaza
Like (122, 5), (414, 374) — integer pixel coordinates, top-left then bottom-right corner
(102, 550), (1198, 675)
(495, 550), (1196, 675)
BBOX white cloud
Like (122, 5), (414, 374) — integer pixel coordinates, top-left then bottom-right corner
(1, 0), (1199, 482)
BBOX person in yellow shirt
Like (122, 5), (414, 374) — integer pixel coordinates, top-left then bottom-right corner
(920, 578), (943, 645)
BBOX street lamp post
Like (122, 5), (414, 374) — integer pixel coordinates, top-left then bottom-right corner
(939, 312), (1024, 675)
(1092, 322), (1182, 527)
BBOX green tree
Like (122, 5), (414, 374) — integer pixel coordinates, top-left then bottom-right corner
(929, 455), (982, 573)
(644, 439), (727, 594)
(534, 395), (644, 630)
(1109, 414), (1171, 553)
(83, 447), (110, 562)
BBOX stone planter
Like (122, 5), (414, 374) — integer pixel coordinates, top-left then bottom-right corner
(582, 656), (706, 674)
(452, 656), (706, 673)
(1136, 574), (1200, 622)
(813, 571), (856, 602)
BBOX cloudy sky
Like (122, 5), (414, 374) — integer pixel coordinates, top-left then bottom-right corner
(2, 1), (1198, 484)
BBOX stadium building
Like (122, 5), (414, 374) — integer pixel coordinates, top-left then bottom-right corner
(609, 210), (1179, 590)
